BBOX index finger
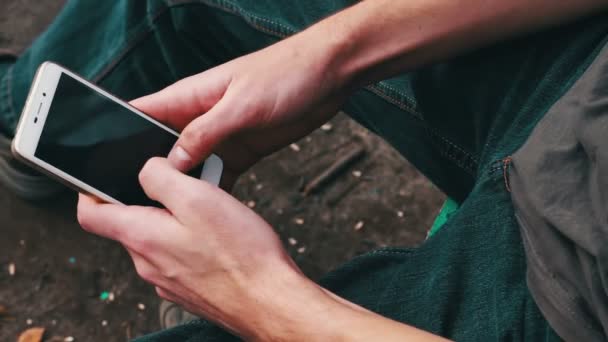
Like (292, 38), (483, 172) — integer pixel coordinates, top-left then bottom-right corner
(77, 194), (177, 251)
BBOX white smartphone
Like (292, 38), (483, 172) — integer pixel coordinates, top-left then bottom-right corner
(12, 62), (223, 206)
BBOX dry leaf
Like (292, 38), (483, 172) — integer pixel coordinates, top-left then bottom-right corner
(18, 327), (45, 342)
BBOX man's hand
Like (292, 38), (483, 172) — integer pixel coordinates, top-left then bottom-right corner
(77, 158), (449, 341)
(77, 157), (308, 339)
(130, 32), (349, 189)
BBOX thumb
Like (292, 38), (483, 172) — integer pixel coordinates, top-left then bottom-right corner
(167, 96), (237, 172)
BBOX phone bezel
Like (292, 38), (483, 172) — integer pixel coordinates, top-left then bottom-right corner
(12, 61), (223, 204)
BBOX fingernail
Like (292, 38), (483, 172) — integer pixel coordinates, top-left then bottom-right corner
(168, 146), (192, 171)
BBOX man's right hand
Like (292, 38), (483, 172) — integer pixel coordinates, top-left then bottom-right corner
(130, 29), (350, 189)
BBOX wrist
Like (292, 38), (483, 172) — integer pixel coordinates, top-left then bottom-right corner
(229, 259), (347, 341)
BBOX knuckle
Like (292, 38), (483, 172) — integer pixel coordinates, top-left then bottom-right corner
(181, 124), (205, 150)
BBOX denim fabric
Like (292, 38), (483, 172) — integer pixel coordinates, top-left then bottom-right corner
(2, 0), (608, 340)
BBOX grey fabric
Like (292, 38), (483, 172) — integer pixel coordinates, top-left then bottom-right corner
(509, 42), (608, 341)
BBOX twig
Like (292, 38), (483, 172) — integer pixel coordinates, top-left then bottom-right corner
(302, 145), (365, 196)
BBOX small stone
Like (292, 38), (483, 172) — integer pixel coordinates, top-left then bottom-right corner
(248, 173), (257, 181)
(51, 320), (57, 326)
(276, 209), (284, 215)
(352, 170), (362, 178)
(294, 218), (304, 225)
(26, 318), (33, 325)
(19, 240), (25, 246)
(8, 263), (15, 276)
(297, 246), (307, 254)
(246, 200), (256, 208)
(108, 292), (115, 302)
(354, 221), (365, 231)
(289, 143), (301, 152)
(397, 210), (404, 218)
(255, 184), (263, 191)
(101, 320), (108, 327)
(321, 123), (333, 131)
(137, 303), (146, 311)
(288, 238), (298, 246)
(64, 337), (75, 342)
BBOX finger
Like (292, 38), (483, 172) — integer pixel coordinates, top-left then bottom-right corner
(125, 246), (161, 285)
(77, 194), (177, 251)
(129, 69), (230, 131)
(138, 157), (222, 218)
(167, 95), (240, 172)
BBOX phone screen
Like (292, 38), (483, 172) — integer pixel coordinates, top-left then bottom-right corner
(34, 73), (202, 206)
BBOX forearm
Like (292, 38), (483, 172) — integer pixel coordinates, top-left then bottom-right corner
(305, 0), (608, 88)
(237, 265), (449, 341)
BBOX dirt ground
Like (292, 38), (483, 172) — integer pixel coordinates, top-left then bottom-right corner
(0, 2), (444, 341)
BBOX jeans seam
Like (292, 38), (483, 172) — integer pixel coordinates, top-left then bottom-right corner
(172, 0), (426, 119)
(90, 0), (479, 179)
(91, 4), (172, 84)
(1, 65), (16, 129)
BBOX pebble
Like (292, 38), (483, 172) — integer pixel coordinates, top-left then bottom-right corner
(108, 292), (115, 302)
(288, 238), (298, 246)
(137, 303), (146, 311)
(51, 320), (57, 326)
(64, 337), (75, 342)
(297, 246), (307, 254)
(276, 209), (284, 215)
(354, 221), (365, 231)
(8, 263), (15, 276)
(289, 143), (301, 152)
(294, 218), (305, 225)
(246, 200), (256, 208)
(255, 184), (264, 191)
(397, 210), (404, 218)
(321, 123), (333, 131)
(26, 318), (33, 325)
(101, 320), (108, 327)
(19, 240), (25, 246)
(352, 170), (362, 178)
(248, 173), (257, 181)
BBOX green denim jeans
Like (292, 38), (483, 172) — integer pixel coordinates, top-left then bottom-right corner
(2, 1), (608, 340)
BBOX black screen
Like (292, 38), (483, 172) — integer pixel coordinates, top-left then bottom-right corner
(35, 73), (202, 206)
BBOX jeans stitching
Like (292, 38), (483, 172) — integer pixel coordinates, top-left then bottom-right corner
(190, 0), (481, 174)
(92, 4), (172, 84)
(90, 0), (479, 179)
(4, 65), (16, 127)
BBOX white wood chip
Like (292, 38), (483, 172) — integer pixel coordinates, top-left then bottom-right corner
(321, 123), (333, 131)
(354, 221), (365, 231)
